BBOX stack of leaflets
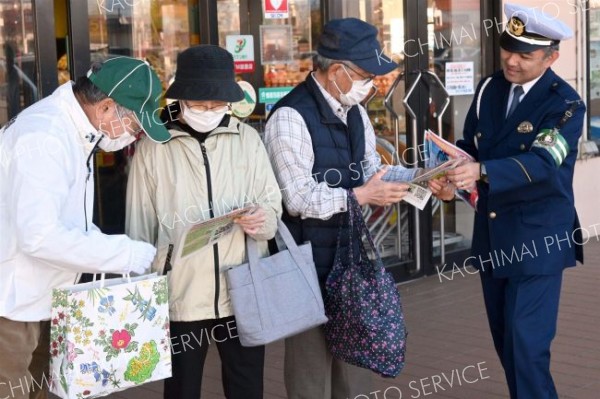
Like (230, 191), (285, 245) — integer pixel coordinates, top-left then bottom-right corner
(424, 129), (477, 209)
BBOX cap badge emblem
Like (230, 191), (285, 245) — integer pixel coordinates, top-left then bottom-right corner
(509, 17), (525, 37)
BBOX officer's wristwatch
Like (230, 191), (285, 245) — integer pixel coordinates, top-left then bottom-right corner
(480, 163), (489, 184)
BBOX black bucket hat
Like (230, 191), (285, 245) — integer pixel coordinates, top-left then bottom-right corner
(165, 45), (244, 102)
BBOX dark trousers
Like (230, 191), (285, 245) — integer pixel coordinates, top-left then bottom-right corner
(480, 270), (562, 399)
(284, 326), (373, 399)
(164, 316), (264, 399)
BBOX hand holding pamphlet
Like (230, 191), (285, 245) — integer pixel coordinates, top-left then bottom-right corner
(178, 205), (255, 259)
(424, 129), (478, 209)
(381, 153), (463, 211)
(410, 158), (463, 184)
(376, 132), (472, 210)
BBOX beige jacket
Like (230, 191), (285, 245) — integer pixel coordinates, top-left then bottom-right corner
(126, 116), (282, 321)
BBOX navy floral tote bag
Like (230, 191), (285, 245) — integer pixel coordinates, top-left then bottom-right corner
(324, 191), (407, 378)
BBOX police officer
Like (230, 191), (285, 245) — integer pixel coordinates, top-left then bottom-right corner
(430, 4), (585, 398)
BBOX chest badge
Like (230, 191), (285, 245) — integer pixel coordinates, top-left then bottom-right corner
(517, 121), (534, 134)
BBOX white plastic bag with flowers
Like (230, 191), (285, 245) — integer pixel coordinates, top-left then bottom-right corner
(49, 274), (171, 399)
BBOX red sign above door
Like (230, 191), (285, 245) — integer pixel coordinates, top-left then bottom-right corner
(264, 0), (289, 19)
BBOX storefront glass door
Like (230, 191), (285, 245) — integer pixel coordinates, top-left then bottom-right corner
(0, 0), (37, 124)
(428, 0), (481, 269)
(334, 0), (481, 278)
(86, 0), (200, 233)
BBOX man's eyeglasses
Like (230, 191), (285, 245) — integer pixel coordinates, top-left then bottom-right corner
(340, 63), (375, 83)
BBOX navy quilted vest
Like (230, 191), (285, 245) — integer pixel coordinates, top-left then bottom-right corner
(268, 76), (365, 285)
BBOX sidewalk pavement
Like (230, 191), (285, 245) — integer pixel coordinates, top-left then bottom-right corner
(52, 238), (600, 399)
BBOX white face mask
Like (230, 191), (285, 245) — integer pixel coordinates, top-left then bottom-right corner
(182, 103), (228, 133)
(96, 105), (140, 151)
(97, 131), (136, 152)
(334, 65), (374, 106)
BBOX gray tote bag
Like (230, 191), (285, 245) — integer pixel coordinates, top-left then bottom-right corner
(226, 220), (328, 347)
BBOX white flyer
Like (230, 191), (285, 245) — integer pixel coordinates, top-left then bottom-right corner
(403, 183), (433, 211)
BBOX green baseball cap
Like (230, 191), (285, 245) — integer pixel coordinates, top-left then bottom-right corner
(87, 57), (170, 143)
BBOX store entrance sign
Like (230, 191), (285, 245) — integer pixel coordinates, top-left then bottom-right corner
(226, 35), (255, 74)
(258, 87), (293, 103)
(264, 0), (289, 19)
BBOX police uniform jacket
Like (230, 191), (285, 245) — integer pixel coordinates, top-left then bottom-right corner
(458, 68), (585, 278)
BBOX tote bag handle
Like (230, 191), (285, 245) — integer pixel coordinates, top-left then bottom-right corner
(334, 191), (383, 277)
(92, 273), (132, 288)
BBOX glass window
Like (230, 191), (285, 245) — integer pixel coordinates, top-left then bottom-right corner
(361, 1), (480, 258)
(589, 4), (600, 142)
(87, 0), (198, 233)
(88, 0), (199, 89)
(0, 0), (37, 124)
(338, 1), (415, 267)
(428, 0), (480, 256)
(259, 0), (322, 88)
(217, 0), (240, 48)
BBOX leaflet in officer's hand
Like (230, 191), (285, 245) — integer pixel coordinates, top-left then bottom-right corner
(178, 205), (255, 259)
(425, 129), (474, 168)
(409, 158), (463, 184)
(424, 129), (477, 210)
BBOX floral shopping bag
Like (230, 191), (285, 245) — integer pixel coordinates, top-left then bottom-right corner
(49, 274), (171, 399)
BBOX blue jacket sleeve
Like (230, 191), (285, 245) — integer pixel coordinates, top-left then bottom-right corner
(486, 103), (585, 195)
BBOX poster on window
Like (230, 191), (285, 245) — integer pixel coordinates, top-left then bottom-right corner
(445, 62), (474, 96)
(260, 25), (293, 65)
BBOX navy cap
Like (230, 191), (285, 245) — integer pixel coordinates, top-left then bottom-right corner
(500, 3), (573, 53)
(317, 18), (398, 76)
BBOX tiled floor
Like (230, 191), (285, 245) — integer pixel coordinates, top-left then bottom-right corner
(52, 239), (600, 399)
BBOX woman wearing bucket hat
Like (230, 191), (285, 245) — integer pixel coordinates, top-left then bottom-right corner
(125, 45), (282, 399)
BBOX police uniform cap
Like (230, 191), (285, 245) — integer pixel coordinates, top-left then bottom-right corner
(500, 3), (573, 53)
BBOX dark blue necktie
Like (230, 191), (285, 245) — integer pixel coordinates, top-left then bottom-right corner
(506, 85), (524, 119)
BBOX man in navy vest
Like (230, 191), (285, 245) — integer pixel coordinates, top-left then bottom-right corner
(431, 4), (585, 398)
(265, 18), (417, 399)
